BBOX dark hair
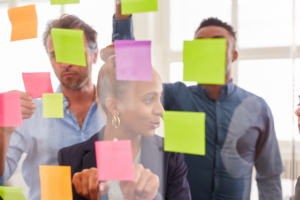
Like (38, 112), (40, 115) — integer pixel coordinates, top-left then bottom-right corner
(195, 17), (236, 42)
(43, 14), (98, 52)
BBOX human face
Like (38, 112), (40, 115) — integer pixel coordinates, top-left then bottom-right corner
(117, 71), (164, 137)
(195, 25), (238, 73)
(46, 29), (98, 90)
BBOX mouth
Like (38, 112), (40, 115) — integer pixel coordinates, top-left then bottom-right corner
(150, 121), (160, 129)
(62, 72), (76, 77)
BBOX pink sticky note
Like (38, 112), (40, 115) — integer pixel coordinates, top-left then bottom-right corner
(95, 140), (134, 181)
(22, 72), (54, 98)
(0, 92), (23, 127)
(115, 40), (152, 81)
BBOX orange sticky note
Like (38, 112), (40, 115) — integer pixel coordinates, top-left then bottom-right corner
(8, 5), (38, 41)
(39, 166), (72, 200)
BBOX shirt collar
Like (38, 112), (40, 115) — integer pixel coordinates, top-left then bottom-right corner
(197, 79), (235, 100)
(55, 84), (69, 108)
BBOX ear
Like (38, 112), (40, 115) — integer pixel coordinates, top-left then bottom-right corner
(106, 97), (119, 116)
(232, 50), (238, 62)
(92, 47), (99, 64)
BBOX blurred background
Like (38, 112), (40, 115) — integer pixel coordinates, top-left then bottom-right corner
(0, 0), (300, 199)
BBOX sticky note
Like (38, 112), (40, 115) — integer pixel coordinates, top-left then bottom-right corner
(0, 92), (22, 127)
(22, 72), (54, 99)
(50, 0), (79, 5)
(121, 0), (158, 15)
(95, 140), (134, 181)
(115, 40), (152, 81)
(163, 111), (206, 155)
(51, 28), (86, 67)
(183, 39), (226, 85)
(0, 187), (26, 200)
(39, 166), (72, 200)
(8, 5), (38, 41)
(43, 93), (64, 118)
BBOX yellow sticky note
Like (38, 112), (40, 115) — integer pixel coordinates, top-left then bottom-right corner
(39, 165), (72, 200)
(164, 111), (206, 155)
(183, 39), (227, 85)
(0, 187), (26, 200)
(121, 0), (158, 15)
(43, 93), (64, 118)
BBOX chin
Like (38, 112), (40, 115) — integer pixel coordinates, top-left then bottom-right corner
(143, 130), (156, 137)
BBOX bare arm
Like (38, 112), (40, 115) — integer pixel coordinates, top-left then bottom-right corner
(0, 91), (36, 177)
(115, 0), (131, 20)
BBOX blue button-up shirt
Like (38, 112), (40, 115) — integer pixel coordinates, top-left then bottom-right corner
(0, 86), (106, 200)
(113, 16), (284, 200)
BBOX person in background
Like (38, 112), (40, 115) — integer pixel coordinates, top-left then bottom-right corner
(58, 45), (191, 200)
(294, 107), (300, 199)
(0, 15), (106, 200)
(112, 1), (284, 199)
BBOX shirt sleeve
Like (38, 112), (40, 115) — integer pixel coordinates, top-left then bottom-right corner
(112, 14), (135, 42)
(254, 102), (284, 200)
(0, 124), (29, 185)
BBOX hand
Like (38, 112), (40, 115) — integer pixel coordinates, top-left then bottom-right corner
(72, 168), (110, 200)
(120, 164), (159, 200)
(115, 0), (131, 20)
(0, 91), (36, 135)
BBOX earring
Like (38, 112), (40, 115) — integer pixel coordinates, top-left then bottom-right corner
(112, 115), (121, 129)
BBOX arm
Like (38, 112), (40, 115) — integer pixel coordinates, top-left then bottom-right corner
(112, 0), (135, 41)
(255, 106), (284, 200)
(165, 153), (191, 200)
(0, 91), (35, 178)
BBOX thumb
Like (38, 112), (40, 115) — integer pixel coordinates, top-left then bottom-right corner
(99, 181), (110, 195)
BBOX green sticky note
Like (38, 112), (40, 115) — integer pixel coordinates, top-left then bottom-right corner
(43, 93), (64, 118)
(121, 0), (158, 15)
(163, 111), (205, 155)
(0, 186), (26, 200)
(50, 0), (79, 5)
(51, 28), (86, 67)
(183, 39), (226, 85)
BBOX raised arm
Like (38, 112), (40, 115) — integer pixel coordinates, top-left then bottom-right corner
(112, 0), (135, 41)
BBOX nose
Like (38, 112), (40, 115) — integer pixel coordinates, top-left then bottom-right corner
(153, 100), (164, 116)
(60, 62), (72, 68)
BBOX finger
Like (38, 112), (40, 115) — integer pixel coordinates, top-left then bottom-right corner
(134, 169), (152, 197)
(19, 91), (33, 101)
(20, 99), (36, 110)
(22, 114), (33, 119)
(72, 173), (83, 196)
(21, 106), (35, 116)
(99, 181), (110, 195)
(138, 175), (159, 200)
(88, 171), (99, 200)
(81, 170), (90, 198)
(122, 165), (143, 200)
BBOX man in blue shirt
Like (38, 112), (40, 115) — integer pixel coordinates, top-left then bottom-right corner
(113, 2), (284, 199)
(0, 15), (106, 200)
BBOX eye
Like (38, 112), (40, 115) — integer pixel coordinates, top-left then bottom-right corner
(144, 97), (154, 103)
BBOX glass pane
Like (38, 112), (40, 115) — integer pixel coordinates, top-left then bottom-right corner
(238, 0), (300, 48)
(0, 2), (61, 93)
(170, 0), (231, 51)
(169, 62), (197, 86)
(238, 59), (298, 141)
(64, 1), (114, 85)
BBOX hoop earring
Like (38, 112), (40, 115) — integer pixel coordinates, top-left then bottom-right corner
(112, 115), (121, 129)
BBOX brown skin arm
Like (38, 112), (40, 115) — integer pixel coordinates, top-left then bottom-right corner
(115, 0), (131, 20)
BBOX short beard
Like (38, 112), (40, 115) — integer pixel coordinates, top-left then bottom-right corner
(61, 77), (86, 90)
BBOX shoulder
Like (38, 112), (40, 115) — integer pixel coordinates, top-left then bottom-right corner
(163, 82), (195, 94)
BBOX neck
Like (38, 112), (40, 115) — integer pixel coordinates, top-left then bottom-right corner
(201, 72), (231, 100)
(103, 122), (142, 151)
(61, 79), (95, 104)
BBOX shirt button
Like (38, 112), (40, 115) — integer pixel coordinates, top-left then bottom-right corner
(66, 110), (70, 115)
(219, 123), (222, 127)
(81, 132), (84, 136)
(64, 101), (68, 105)
(217, 101), (220, 105)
